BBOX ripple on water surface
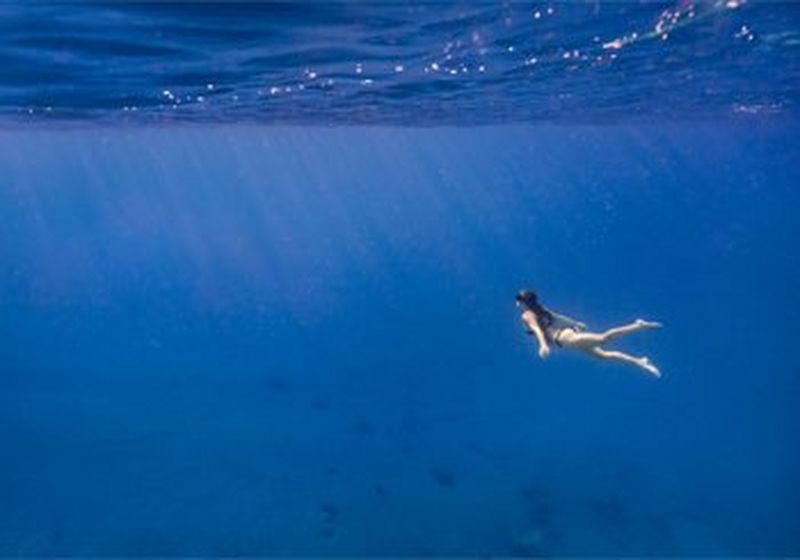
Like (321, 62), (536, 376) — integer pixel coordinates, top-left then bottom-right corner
(0, 1), (797, 125)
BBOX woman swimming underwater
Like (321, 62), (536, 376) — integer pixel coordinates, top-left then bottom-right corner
(516, 290), (662, 378)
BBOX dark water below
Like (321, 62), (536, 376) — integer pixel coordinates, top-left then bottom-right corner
(1, 125), (798, 556)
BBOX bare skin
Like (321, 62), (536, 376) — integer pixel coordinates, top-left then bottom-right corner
(520, 309), (662, 378)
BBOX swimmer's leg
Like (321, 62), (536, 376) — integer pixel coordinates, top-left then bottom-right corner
(598, 319), (661, 343)
(557, 320), (661, 350)
(590, 347), (661, 378)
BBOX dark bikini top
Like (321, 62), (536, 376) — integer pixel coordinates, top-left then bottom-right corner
(526, 304), (562, 346)
(531, 302), (554, 330)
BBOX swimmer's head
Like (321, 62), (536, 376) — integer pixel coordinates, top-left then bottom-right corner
(515, 290), (539, 309)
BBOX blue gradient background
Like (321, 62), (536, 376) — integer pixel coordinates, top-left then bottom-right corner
(0, 125), (798, 555)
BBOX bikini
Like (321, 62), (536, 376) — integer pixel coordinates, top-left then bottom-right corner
(523, 303), (574, 349)
(548, 327), (565, 348)
(530, 307), (566, 348)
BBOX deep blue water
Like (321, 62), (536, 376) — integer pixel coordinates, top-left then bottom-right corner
(1, 2), (799, 558)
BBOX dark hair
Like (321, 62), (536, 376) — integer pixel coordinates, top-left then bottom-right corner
(516, 289), (553, 327)
(515, 290), (539, 309)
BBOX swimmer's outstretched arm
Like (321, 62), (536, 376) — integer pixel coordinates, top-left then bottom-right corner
(522, 312), (550, 359)
(549, 310), (587, 331)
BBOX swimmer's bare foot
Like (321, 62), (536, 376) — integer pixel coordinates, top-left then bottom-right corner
(639, 357), (661, 378)
(635, 319), (662, 329)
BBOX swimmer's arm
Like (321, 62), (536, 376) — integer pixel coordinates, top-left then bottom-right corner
(550, 310), (587, 331)
(522, 313), (550, 359)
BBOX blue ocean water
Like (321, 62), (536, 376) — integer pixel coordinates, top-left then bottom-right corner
(1, 2), (799, 557)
